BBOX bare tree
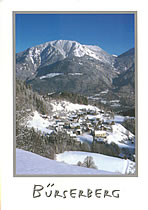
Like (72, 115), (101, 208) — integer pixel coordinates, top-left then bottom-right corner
(77, 156), (98, 169)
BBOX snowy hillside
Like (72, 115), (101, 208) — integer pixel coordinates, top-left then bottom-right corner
(56, 151), (135, 174)
(27, 111), (54, 135)
(16, 40), (135, 115)
(106, 123), (134, 148)
(17, 40), (114, 69)
(50, 99), (100, 114)
(16, 149), (116, 175)
(86, 44), (114, 64)
(16, 82), (135, 176)
(25, 100), (135, 149)
(16, 39), (117, 84)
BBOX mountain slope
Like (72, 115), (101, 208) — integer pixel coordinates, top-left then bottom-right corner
(16, 40), (115, 81)
(56, 151), (135, 174)
(16, 148), (118, 175)
(113, 64), (135, 90)
(26, 55), (117, 95)
(16, 40), (135, 112)
(111, 49), (135, 109)
(114, 48), (135, 72)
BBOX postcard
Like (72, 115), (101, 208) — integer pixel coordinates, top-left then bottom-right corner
(1, 0), (148, 210)
(14, 12), (137, 177)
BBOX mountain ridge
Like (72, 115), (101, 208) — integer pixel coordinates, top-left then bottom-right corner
(16, 40), (116, 81)
(16, 39), (135, 112)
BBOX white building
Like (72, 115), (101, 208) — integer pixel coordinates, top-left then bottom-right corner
(95, 130), (107, 138)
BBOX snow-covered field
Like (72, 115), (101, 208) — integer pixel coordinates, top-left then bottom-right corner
(26, 102), (135, 150)
(113, 115), (125, 123)
(50, 100), (100, 113)
(77, 134), (93, 144)
(16, 149), (117, 175)
(26, 111), (54, 134)
(106, 123), (135, 148)
(77, 123), (134, 149)
(40, 73), (64, 79)
(110, 115), (135, 123)
(19, 100), (135, 175)
(68, 73), (83, 76)
(56, 151), (135, 175)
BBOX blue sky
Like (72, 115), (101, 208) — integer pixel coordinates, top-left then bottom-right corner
(15, 13), (135, 55)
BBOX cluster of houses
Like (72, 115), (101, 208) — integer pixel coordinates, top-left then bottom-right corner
(44, 107), (115, 142)
(39, 103), (135, 161)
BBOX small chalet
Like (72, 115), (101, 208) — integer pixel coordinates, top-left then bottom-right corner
(94, 130), (107, 138)
(70, 123), (80, 129)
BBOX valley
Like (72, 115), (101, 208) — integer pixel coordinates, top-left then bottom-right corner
(15, 40), (136, 175)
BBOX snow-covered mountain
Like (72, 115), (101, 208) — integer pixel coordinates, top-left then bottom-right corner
(16, 40), (115, 80)
(114, 48), (135, 72)
(16, 40), (135, 113)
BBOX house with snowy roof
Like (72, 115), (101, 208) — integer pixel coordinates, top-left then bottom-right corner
(70, 122), (80, 129)
(94, 130), (107, 138)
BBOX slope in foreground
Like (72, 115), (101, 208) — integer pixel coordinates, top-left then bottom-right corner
(16, 149), (119, 175)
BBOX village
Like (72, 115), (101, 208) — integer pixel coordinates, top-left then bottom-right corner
(42, 107), (108, 139)
(39, 102), (134, 146)
(26, 98), (135, 163)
